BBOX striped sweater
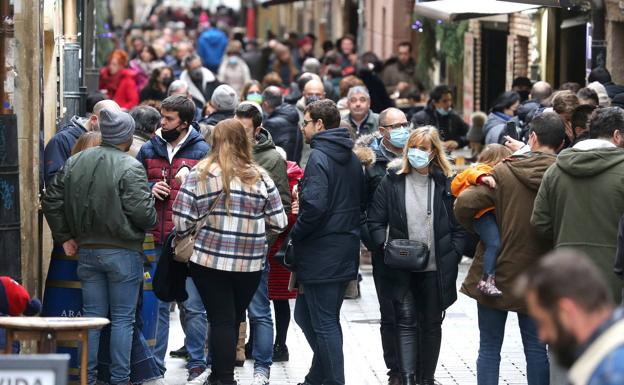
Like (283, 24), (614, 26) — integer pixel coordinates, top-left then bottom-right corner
(172, 163), (288, 272)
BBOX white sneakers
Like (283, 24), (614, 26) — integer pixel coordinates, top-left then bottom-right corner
(250, 372), (270, 385)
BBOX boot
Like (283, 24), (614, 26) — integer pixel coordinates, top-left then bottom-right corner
(421, 379), (442, 385)
(235, 322), (247, 366)
(401, 373), (417, 385)
(477, 274), (503, 297)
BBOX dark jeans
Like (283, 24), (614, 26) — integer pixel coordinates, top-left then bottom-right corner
(189, 263), (261, 384)
(476, 303), (549, 385)
(393, 271), (443, 382)
(294, 281), (348, 385)
(372, 255), (399, 377)
(473, 212), (501, 276)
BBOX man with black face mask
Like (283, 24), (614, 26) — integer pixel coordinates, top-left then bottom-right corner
(136, 95), (210, 380)
(519, 249), (624, 385)
(180, 53), (219, 111)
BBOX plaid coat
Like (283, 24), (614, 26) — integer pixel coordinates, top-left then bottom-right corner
(173, 162), (287, 272)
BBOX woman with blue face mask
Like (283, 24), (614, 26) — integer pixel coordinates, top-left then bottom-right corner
(367, 126), (466, 385)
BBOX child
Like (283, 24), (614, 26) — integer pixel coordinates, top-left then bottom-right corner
(451, 144), (512, 297)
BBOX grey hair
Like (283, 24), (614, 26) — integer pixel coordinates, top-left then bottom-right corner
(302, 58), (321, 74)
(168, 80), (190, 97)
(347, 86), (370, 101)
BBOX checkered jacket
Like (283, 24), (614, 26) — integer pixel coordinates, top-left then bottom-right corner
(172, 163), (288, 272)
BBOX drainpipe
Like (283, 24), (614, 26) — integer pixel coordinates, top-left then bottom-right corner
(590, 0), (606, 68)
(63, 0), (81, 123)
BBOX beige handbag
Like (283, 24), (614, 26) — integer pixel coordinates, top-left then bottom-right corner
(173, 191), (224, 263)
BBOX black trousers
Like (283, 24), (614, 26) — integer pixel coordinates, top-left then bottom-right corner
(393, 271), (443, 382)
(189, 263), (261, 384)
(372, 255), (400, 377)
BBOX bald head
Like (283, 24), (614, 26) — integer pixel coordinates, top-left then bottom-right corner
(531, 81), (553, 102)
(89, 100), (121, 132)
(262, 86), (283, 113)
(379, 108), (407, 127)
(168, 80), (190, 98)
(303, 79), (325, 99)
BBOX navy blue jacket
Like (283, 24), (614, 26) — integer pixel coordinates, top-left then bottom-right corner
(290, 128), (365, 284)
(43, 116), (87, 185)
(264, 103), (303, 163)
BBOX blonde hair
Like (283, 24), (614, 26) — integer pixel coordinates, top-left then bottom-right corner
(71, 131), (102, 155)
(477, 143), (512, 165)
(398, 126), (453, 177)
(197, 118), (260, 213)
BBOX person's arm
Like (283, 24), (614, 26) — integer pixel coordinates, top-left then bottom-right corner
(453, 183), (496, 233)
(289, 153), (329, 242)
(367, 175), (391, 252)
(530, 168), (554, 241)
(119, 163), (157, 230)
(42, 165), (72, 243)
(172, 170), (201, 237)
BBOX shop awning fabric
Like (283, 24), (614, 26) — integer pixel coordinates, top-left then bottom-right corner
(413, 0), (541, 21)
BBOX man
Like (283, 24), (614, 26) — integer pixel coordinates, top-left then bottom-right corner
(128, 105), (160, 157)
(200, 84), (239, 137)
(357, 107), (410, 385)
(167, 80), (203, 121)
(297, 78), (326, 168)
(532, 107), (624, 305)
(512, 76), (533, 102)
(342, 85), (379, 137)
(171, 40), (194, 79)
(262, 86), (303, 163)
(179, 53), (219, 111)
(411, 85), (468, 151)
(518, 81), (552, 129)
(241, 39), (268, 82)
(588, 66), (624, 99)
(291, 99), (365, 385)
(381, 42), (419, 96)
(197, 22), (228, 73)
(234, 102), (291, 385)
(43, 95), (109, 184)
(454, 112), (567, 385)
(577, 87), (599, 107)
(136, 95), (210, 380)
(519, 249), (624, 385)
(551, 90), (580, 146)
(43, 109), (157, 385)
(570, 104), (596, 145)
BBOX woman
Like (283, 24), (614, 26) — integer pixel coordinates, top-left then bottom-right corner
(130, 45), (166, 92)
(99, 49), (140, 110)
(483, 91), (521, 145)
(172, 119), (288, 385)
(217, 40), (252, 96)
(140, 66), (174, 103)
(272, 44), (298, 88)
(240, 80), (263, 104)
(367, 126), (465, 385)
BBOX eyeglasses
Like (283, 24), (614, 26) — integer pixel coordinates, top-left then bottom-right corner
(301, 119), (314, 128)
(381, 122), (411, 130)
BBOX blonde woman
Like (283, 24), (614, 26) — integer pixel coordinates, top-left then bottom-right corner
(367, 126), (465, 385)
(172, 118), (287, 385)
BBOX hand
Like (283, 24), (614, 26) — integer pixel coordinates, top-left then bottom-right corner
(480, 176), (497, 189)
(152, 181), (171, 200)
(504, 135), (525, 152)
(291, 185), (299, 215)
(397, 81), (410, 93)
(175, 166), (190, 185)
(444, 140), (459, 151)
(63, 239), (78, 257)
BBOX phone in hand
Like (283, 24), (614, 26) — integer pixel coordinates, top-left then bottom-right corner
(504, 121), (518, 141)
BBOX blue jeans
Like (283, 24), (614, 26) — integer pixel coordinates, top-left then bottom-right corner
(476, 303), (549, 385)
(247, 262), (273, 376)
(77, 248), (143, 385)
(294, 282), (348, 385)
(153, 245), (208, 372)
(473, 212), (501, 276)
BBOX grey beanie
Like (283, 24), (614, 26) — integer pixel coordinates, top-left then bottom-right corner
(99, 108), (136, 145)
(211, 84), (239, 111)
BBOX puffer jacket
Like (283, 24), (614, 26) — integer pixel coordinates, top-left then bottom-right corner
(42, 144), (156, 252)
(483, 112), (511, 145)
(263, 103), (303, 163)
(99, 67), (140, 110)
(367, 164), (466, 310)
(290, 128), (366, 284)
(197, 28), (228, 72)
(136, 127), (210, 244)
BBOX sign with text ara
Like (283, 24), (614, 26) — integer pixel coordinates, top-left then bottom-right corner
(0, 355), (69, 385)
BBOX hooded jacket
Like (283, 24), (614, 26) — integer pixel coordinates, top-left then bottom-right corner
(197, 28), (228, 72)
(367, 163), (466, 310)
(43, 116), (88, 185)
(483, 112), (510, 145)
(532, 147), (624, 303)
(253, 128), (291, 217)
(263, 103), (303, 163)
(290, 128), (365, 284)
(455, 153), (556, 312)
(136, 128), (210, 244)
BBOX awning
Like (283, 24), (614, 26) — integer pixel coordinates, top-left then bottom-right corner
(413, 0), (542, 21)
(259, 0), (305, 6)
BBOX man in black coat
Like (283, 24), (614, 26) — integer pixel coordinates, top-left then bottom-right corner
(291, 99), (365, 385)
(262, 86), (303, 163)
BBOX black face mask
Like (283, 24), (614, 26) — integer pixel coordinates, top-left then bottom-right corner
(161, 124), (183, 143)
(518, 90), (530, 102)
(189, 68), (203, 83)
(305, 95), (321, 106)
(162, 76), (173, 87)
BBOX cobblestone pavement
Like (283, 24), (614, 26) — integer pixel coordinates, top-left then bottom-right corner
(165, 259), (531, 385)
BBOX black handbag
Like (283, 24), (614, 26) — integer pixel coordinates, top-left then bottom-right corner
(384, 176), (432, 271)
(274, 235), (296, 271)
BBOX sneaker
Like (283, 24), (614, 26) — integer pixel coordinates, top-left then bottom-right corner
(477, 275), (503, 297)
(272, 344), (289, 362)
(187, 366), (205, 381)
(170, 345), (189, 359)
(250, 372), (270, 385)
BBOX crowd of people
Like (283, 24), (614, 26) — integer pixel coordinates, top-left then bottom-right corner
(29, 5), (624, 385)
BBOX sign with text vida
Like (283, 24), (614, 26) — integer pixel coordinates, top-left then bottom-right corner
(0, 355), (68, 385)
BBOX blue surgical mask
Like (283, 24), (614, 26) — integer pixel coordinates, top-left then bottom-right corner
(228, 56), (238, 66)
(407, 148), (432, 169)
(389, 127), (410, 148)
(246, 92), (263, 104)
(436, 107), (450, 116)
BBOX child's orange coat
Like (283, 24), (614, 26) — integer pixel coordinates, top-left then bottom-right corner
(451, 163), (495, 219)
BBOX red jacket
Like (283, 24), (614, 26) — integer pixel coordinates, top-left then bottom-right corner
(99, 67), (140, 110)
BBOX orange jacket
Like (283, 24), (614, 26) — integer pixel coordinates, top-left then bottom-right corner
(451, 163), (494, 219)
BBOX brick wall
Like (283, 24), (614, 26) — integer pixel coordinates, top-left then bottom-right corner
(509, 13), (532, 79)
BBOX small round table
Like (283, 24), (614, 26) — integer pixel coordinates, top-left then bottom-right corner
(0, 317), (110, 385)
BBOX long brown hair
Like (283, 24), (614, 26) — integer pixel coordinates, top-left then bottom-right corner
(71, 131), (102, 155)
(197, 118), (260, 212)
(399, 126), (453, 177)
(477, 143), (512, 165)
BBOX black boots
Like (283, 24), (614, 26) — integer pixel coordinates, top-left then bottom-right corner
(401, 374), (417, 385)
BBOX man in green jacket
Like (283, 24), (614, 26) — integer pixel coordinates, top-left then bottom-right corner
(235, 101), (291, 385)
(43, 108), (156, 385)
(532, 107), (624, 305)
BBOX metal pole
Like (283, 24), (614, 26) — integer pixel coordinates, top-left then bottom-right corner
(63, 0), (81, 122)
(590, 0), (606, 68)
